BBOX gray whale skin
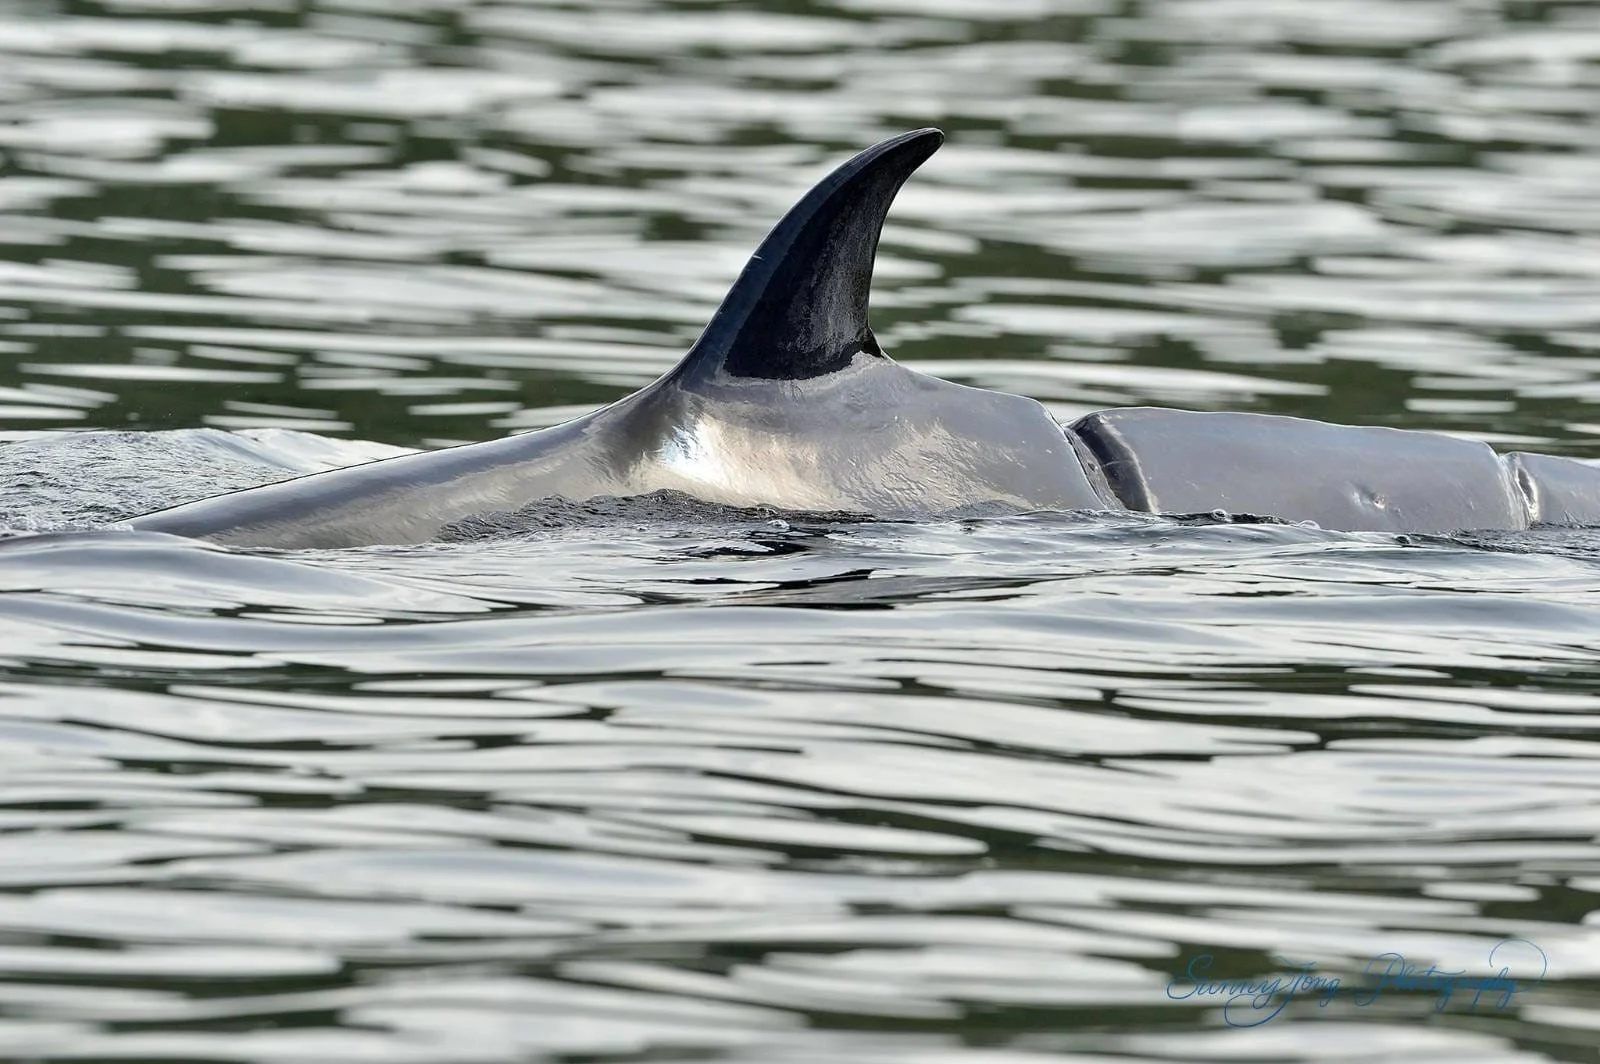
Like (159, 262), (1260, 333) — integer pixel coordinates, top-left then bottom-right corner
(130, 129), (1600, 548)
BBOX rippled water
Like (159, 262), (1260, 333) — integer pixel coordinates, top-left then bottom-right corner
(3, 0), (1600, 1060)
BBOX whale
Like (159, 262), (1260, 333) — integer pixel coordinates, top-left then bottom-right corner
(127, 128), (1600, 549)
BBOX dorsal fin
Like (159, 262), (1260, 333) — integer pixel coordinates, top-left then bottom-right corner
(667, 128), (944, 384)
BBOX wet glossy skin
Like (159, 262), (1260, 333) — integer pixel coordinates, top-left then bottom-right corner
(129, 130), (1100, 549)
(128, 129), (1600, 548)
(130, 356), (1098, 549)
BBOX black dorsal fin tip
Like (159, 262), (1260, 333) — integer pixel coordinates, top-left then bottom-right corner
(670, 128), (945, 384)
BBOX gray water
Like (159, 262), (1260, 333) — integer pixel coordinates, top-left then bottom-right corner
(3, 0), (1600, 1060)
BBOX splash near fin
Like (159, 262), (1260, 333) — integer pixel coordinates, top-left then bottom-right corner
(668, 128), (944, 384)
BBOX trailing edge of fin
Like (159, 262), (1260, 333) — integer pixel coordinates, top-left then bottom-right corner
(667, 128), (944, 385)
